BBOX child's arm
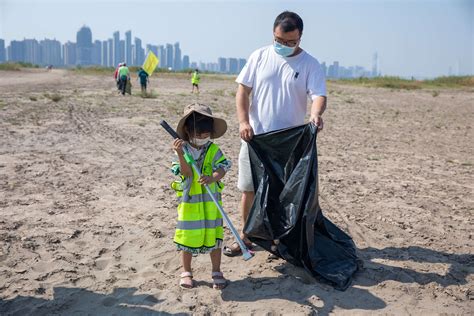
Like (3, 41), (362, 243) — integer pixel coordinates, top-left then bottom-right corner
(198, 168), (225, 185)
(173, 138), (192, 178)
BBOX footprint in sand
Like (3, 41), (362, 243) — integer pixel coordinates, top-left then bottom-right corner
(94, 258), (110, 271)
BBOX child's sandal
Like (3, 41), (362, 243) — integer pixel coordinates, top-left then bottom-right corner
(179, 271), (194, 289)
(212, 271), (228, 290)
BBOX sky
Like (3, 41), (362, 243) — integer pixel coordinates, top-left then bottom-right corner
(0, 0), (472, 78)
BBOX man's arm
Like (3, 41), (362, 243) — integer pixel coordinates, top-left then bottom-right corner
(236, 83), (253, 141)
(310, 96), (327, 131)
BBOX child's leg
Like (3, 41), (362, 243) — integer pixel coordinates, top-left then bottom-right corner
(182, 251), (193, 272)
(210, 248), (227, 289)
(209, 248), (221, 272)
(180, 251), (194, 288)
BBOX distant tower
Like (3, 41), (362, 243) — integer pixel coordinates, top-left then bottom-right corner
(0, 39), (5, 63)
(182, 55), (190, 69)
(113, 31), (120, 66)
(134, 37), (144, 66)
(125, 30), (132, 65)
(166, 44), (173, 70)
(157, 45), (165, 68)
(76, 25), (93, 66)
(372, 52), (378, 77)
(174, 42), (182, 71)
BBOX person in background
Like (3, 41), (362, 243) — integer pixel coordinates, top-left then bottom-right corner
(118, 63), (130, 96)
(137, 67), (149, 94)
(191, 69), (200, 94)
(114, 62), (123, 92)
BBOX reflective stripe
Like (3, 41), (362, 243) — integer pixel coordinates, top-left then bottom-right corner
(178, 192), (221, 203)
(177, 218), (223, 230)
(213, 150), (223, 163)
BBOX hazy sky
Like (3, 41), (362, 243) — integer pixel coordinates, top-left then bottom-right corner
(0, 0), (472, 78)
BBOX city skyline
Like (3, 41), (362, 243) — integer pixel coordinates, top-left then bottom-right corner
(0, 25), (379, 78)
(0, 0), (472, 78)
(0, 25), (251, 74)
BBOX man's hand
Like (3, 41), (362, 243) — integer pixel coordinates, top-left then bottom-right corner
(198, 175), (214, 185)
(239, 122), (254, 141)
(310, 115), (324, 132)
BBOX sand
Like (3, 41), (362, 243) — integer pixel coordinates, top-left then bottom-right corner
(0, 68), (473, 315)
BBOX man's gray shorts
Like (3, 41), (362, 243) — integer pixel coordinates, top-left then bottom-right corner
(237, 141), (254, 192)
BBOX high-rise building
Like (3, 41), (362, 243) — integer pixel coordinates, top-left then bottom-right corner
(157, 45), (165, 68)
(119, 40), (125, 64)
(101, 40), (108, 67)
(40, 39), (62, 66)
(133, 37), (144, 66)
(92, 40), (102, 65)
(227, 58), (238, 74)
(125, 30), (132, 65)
(207, 62), (218, 72)
(166, 43), (173, 69)
(0, 39), (5, 63)
(24, 39), (41, 65)
(63, 41), (76, 66)
(182, 55), (190, 69)
(107, 39), (113, 67)
(320, 62), (327, 77)
(113, 31), (120, 66)
(173, 42), (181, 71)
(218, 57), (227, 73)
(372, 52), (378, 77)
(237, 58), (246, 73)
(328, 61), (339, 78)
(76, 26), (93, 65)
(8, 40), (27, 62)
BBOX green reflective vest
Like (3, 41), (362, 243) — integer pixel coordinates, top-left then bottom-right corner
(191, 72), (200, 84)
(173, 143), (225, 249)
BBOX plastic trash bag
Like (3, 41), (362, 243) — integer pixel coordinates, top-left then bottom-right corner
(244, 123), (359, 290)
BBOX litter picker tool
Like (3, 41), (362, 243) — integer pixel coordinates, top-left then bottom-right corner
(160, 120), (254, 261)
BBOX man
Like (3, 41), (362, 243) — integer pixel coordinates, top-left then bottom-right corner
(191, 69), (200, 94)
(137, 67), (150, 94)
(118, 63), (130, 96)
(223, 11), (327, 256)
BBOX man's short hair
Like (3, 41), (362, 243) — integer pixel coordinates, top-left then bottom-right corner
(273, 11), (303, 35)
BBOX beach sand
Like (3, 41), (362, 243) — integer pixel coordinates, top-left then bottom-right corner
(0, 69), (473, 315)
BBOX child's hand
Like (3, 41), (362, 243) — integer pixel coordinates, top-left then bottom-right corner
(198, 175), (214, 185)
(173, 138), (185, 155)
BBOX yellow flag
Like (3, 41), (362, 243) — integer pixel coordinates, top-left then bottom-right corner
(142, 51), (159, 76)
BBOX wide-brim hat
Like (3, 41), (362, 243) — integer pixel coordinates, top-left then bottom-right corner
(176, 103), (227, 139)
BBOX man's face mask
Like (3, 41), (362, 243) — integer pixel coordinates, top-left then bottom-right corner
(273, 40), (296, 57)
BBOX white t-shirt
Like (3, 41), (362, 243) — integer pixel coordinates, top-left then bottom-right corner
(236, 45), (326, 135)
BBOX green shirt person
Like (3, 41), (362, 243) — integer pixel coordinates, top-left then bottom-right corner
(118, 63), (130, 96)
(191, 69), (200, 94)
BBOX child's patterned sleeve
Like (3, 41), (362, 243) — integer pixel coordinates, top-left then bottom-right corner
(213, 149), (232, 173)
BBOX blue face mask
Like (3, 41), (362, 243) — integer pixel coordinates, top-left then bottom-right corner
(273, 40), (296, 57)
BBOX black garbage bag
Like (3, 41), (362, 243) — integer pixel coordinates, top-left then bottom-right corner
(244, 123), (358, 290)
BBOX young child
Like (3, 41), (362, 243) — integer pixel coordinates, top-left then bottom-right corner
(170, 103), (231, 290)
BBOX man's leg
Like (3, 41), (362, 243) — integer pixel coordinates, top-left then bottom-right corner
(121, 77), (126, 95)
(240, 191), (254, 239)
(224, 141), (254, 256)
